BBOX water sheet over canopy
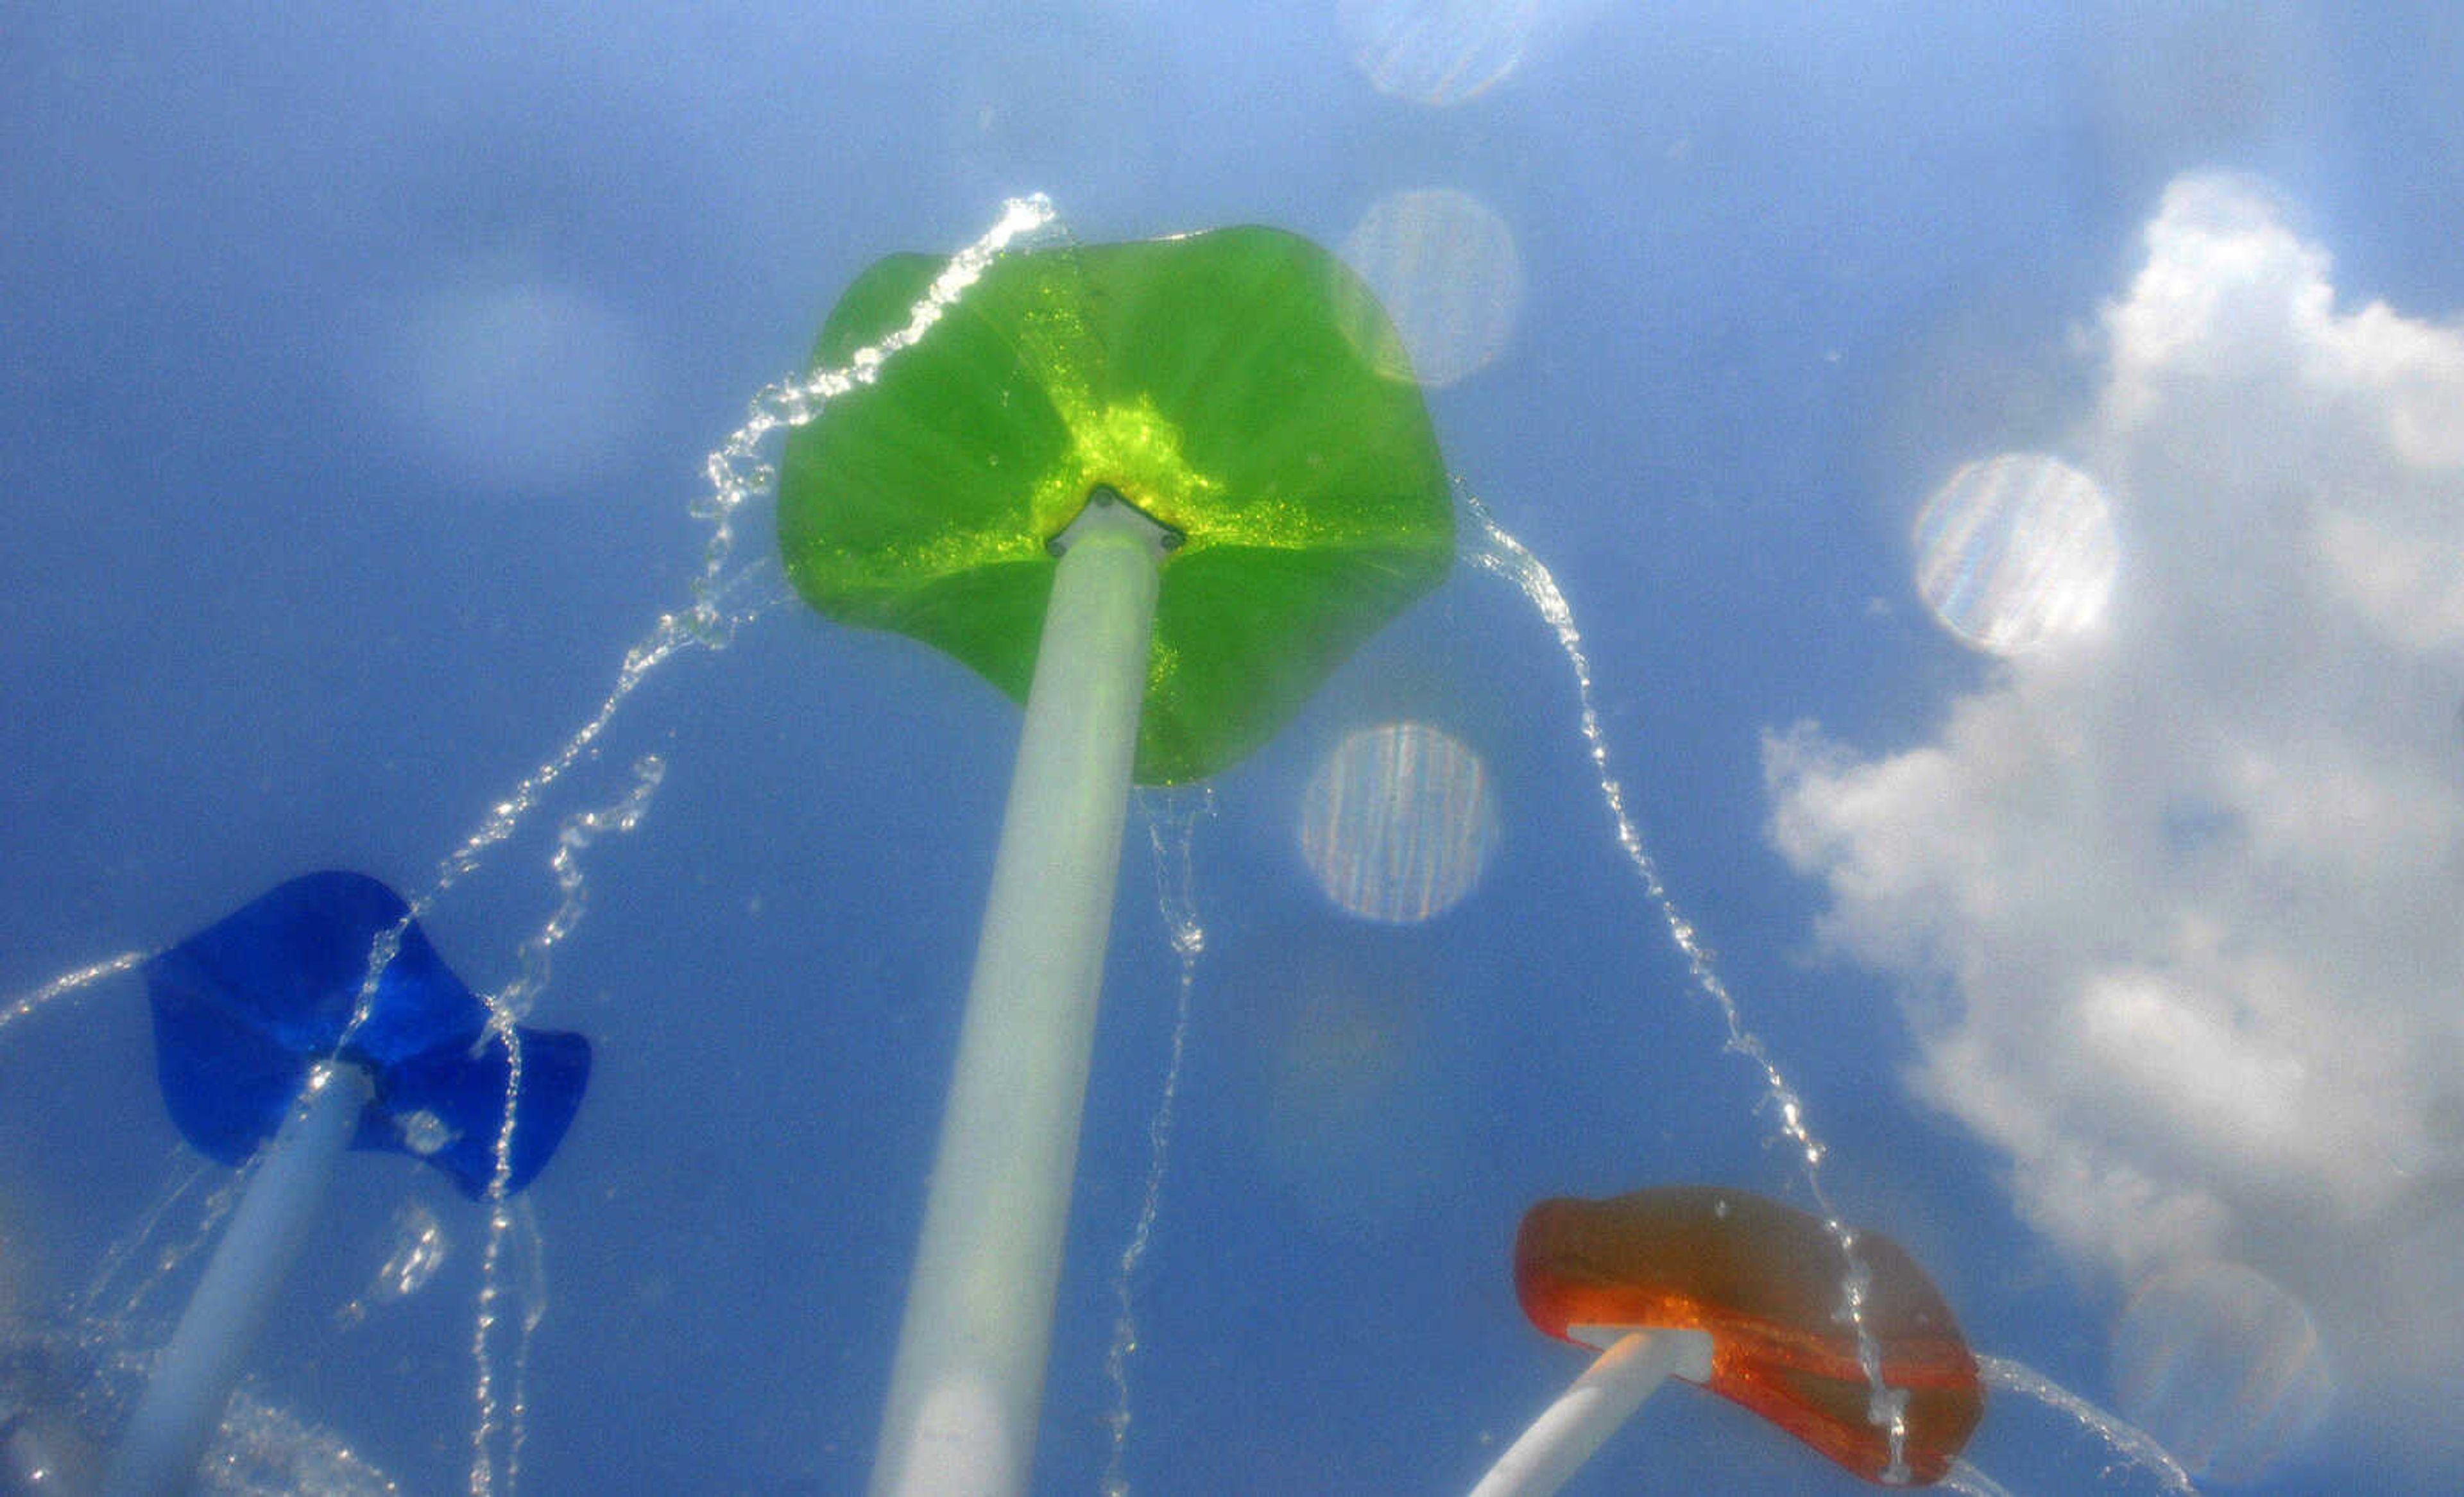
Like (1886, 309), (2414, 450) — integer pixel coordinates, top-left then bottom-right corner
(778, 225), (1455, 785)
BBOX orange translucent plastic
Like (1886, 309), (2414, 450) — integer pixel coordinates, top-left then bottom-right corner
(1514, 1186), (1983, 1485)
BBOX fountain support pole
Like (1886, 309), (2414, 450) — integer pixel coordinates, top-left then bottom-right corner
(869, 491), (1172, 1497)
(1466, 1329), (1717, 1497)
(105, 1063), (374, 1497)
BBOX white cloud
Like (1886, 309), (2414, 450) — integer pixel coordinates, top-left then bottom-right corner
(1767, 173), (2464, 1462)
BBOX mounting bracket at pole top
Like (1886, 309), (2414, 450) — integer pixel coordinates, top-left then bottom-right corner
(1047, 484), (1183, 560)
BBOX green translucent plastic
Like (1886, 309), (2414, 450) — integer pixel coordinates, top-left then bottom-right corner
(777, 226), (1453, 785)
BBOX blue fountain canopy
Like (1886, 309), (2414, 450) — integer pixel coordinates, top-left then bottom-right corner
(142, 871), (590, 1200)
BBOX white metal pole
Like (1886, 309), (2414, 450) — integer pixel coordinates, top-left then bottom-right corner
(105, 1062), (373, 1497)
(869, 492), (1171, 1497)
(1467, 1329), (1716, 1497)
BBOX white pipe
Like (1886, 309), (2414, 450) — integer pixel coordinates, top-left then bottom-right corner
(105, 1062), (373, 1497)
(1467, 1328), (1717, 1497)
(869, 493), (1170, 1497)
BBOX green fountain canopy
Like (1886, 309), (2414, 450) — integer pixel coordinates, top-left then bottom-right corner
(778, 225), (1454, 785)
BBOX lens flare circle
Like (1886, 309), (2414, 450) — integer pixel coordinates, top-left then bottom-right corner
(2110, 1259), (2335, 1484)
(1298, 721), (1498, 923)
(1338, 189), (1525, 389)
(1338, 0), (1541, 105)
(1913, 452), (2119, 655)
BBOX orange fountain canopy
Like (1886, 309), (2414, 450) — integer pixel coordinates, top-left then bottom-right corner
(1513, 1186), (1984, 1485)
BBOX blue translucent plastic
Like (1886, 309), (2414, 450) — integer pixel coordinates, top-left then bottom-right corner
(142, 871), (590, 1199)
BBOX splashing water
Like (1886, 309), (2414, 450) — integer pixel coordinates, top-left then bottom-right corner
(0, 950), (144, 1041)
(465, 761), (666, 1496)
(497, 756), (667, 1027)
(1938, 1457), (2020, 1497)
(1978, 1355), (2199, 1495)
(392, 192), (1062, 1497)
(78, 1158), (232, 1334)
(1458, 485), (1917, 1481)
(3, 193), (2182, 1494)
(1101, 788), (1214, 1497)
(0, 194), (1063, 1497)
(333, 1202), (449, 1330)
(1464, 484), (2206, 1491)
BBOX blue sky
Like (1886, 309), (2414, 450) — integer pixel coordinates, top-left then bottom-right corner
(4, 3), (2461, 1493)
